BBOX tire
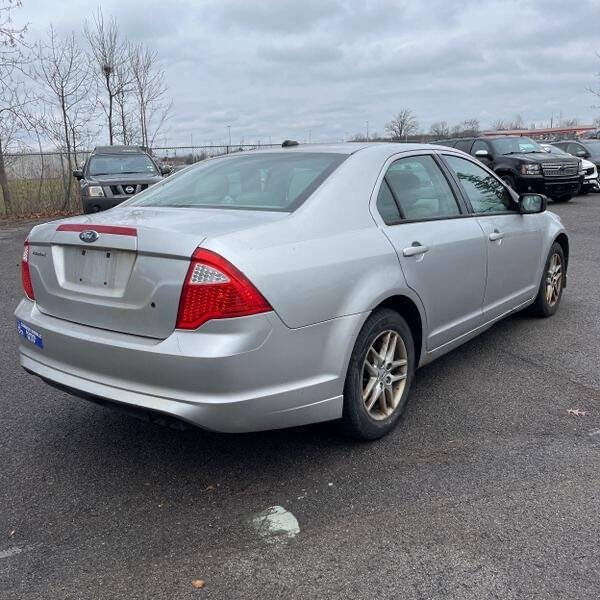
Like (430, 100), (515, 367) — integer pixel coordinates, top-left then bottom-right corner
(500, 174), (517, 190)
(529, 242), (565, 318)
(579, 188), (589, 196)
(552, 195), (571, 203)
(342, 309), (415, 440)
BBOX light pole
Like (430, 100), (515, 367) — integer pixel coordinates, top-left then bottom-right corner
(228, 125), (232, 147)
(366, 121), (369, 141)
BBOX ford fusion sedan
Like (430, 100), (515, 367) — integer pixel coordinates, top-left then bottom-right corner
(16, 143), (568, 440)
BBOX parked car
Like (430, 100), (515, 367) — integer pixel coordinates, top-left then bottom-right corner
(437, 136), (581, 202)
(552, 139), (600, 171)
(17, 143), (568, 440)
(540, 143), (599, 195)
(73, 146), (171, 213)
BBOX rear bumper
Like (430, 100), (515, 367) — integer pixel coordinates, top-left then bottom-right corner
(15, 300), (365, 432)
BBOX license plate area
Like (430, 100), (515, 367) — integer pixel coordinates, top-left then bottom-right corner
(52, 245), (136, 297)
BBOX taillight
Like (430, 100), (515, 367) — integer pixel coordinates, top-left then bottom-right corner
(176, 249), (272, 330)
(21, 240), (35, 300)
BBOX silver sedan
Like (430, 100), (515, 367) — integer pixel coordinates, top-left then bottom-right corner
(15, 143), (568, 439)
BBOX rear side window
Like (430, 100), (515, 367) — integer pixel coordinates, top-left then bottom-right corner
(444, 155), (515, 214)
(376, 180), (401, 224)
(381, 155), (461, 221)
(127, 152), (346, 212)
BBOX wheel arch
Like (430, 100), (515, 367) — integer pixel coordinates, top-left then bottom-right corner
(374, 295), (424, 366)
(554, 232), (569, 283)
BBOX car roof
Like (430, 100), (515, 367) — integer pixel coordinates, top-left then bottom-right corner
(236, 142), (460, 157)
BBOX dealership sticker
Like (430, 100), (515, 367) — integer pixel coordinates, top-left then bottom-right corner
(16, 320), (43, 349)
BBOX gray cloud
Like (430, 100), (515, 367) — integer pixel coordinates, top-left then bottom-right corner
(22, 0), (600, 145)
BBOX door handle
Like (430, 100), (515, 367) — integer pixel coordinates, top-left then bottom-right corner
(488, 230), (505, 241)
(402, 243), (429, 257)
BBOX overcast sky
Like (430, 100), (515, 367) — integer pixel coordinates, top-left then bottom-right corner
(21, 0), (600, 146)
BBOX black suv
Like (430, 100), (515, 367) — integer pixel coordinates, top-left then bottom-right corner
(437, 136), (581, 202)
(73, 146), (170, 213)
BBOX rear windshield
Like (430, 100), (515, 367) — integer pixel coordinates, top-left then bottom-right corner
(126, 152), (346, 212)
(88, 154), (158, 176)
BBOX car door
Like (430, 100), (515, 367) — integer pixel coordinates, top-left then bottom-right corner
(374, 153), (487, 351)
(442, 154), (543, 321)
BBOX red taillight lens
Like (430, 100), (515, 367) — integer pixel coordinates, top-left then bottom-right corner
(176, 249), (272, 330)
(21, 240), (35, 300)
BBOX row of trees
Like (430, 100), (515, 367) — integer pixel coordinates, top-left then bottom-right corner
(351, 108), (591, 143)
(0, 1), (172, 214)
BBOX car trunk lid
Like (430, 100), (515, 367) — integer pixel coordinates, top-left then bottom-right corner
(27, 207), (287, 339)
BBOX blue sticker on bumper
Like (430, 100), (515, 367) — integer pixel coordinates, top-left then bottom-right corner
(16, 319), (44, 348)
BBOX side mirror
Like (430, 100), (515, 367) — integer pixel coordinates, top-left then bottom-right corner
(72, 168), (83, 180)
(575, 149), (588, 158)
(519, 193), (546, 214)
(474, 149), (490, 158)
(160, 164), (172, 175)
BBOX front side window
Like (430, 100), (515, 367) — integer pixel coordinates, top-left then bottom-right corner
(455, 139), (473, 152)
(382, 155), (461, 221)
(88, 154), (158, 176)
(127, 152), (346, 212)
(444, 155), (516, 214)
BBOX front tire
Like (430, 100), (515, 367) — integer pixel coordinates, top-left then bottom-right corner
(552, 195), (572, 203)
(529, 242), (565, 317)
(342, 309), (415, 440)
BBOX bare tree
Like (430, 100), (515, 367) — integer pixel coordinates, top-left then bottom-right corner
(84, 8), (130, 145)
(561, 117), (579, 127)
(385, 109), (418, 141)
(113, 58), (138, 144)
(429, 120), (450, 138)
(509, 114), (525, 130)
(0, 0), (27, 215)
(33, 26), (92, 210)
(491, 119), (507, 131)
(461, 118), (480, 136)
(129, 43), (171, 149)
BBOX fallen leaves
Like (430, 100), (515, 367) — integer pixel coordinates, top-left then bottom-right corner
(8, 529), (15, 538)
(192, 579), (205, 589)
(567, 408), (587, 417)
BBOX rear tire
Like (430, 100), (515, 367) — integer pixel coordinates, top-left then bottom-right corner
(552, 195), (571, 203)
(342, 309), (415, 440)
(529, 242), (565, 317)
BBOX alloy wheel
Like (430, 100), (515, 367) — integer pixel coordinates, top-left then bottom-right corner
(546, 252), (563, 307)
(361, 330), (408, 420)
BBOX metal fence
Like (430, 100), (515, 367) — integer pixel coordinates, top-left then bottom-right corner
(0, 143), (280, 217)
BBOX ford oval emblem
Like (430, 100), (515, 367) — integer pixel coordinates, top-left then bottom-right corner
(79, 230), (99, 243)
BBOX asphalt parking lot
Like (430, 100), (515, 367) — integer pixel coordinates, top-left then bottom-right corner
(1, 197), (599, 600)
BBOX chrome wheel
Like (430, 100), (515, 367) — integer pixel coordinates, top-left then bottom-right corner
(361, 330), (408, 421)
(546, 252), (563, 307)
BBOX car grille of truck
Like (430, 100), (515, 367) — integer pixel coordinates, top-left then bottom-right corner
(541, 163), (579, 177)
(109, 184), (149, 196)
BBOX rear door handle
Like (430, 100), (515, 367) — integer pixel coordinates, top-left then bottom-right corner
(402, 243), (429, 257)
(488, 230), (505, 241)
